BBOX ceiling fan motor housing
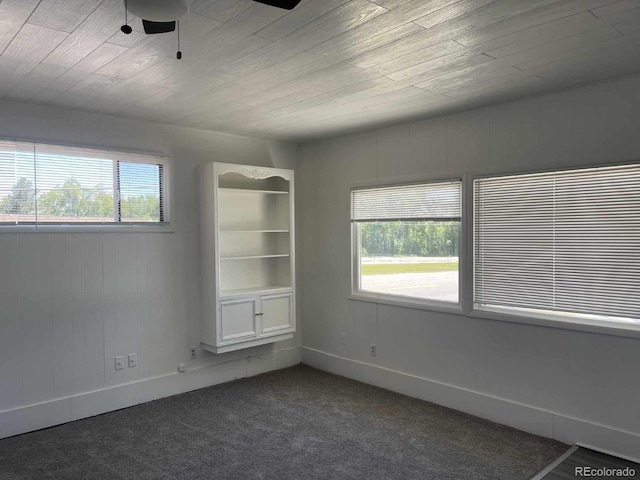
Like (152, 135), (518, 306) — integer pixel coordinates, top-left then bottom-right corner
(124, 0), (188, 22)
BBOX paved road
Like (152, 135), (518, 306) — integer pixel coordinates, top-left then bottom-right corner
(361, 271), (458, 302)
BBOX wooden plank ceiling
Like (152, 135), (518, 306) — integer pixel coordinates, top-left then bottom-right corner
(0, 0), (639, 142)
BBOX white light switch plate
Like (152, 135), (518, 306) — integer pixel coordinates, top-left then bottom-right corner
(128, 353), (137, 368)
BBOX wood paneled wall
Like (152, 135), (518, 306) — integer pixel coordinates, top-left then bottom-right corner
(299, 75), (640, 450)
(0, 100), (300, 414)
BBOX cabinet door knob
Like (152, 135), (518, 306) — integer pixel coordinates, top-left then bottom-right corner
(255, 312), (264, 316)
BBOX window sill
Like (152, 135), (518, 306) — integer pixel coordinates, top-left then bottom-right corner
(349, 291), (463, 315)
(0, 224), (174, 234)
(349, 293), (640, 339)
(471, 306), (640, 340)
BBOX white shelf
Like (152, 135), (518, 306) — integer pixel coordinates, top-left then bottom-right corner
(220, 254), (289, 260)
(220, 285), (292, 298)
(200, 162), (295, 353)
(219, 188), (288, 195)
(220, 229), (289, 233)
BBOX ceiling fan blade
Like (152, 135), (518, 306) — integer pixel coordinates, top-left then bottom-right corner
(252, 0), (301, 10)
(142, 19), (176, 34)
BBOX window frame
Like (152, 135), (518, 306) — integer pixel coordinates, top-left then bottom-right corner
(0, 138), (172, 233)
(349, 174), (467, 314)
(469, 160), (640, 338)
(349, 164), (640, 339)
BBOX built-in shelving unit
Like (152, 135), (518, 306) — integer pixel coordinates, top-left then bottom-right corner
(199, 162), (295, 354)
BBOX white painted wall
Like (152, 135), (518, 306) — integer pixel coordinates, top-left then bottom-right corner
(0, 100), (301, 438)
(3, 74), (639, 459)
(299, 75), (640, 459)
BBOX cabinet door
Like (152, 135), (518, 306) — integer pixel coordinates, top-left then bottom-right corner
(260, 293), (293, 334)
(220, 298), (257, 341)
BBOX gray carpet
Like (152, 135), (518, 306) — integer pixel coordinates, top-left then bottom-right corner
(0, 364), (567, 480)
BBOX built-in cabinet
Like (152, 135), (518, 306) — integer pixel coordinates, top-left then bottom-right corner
(199, 162), (295, 353)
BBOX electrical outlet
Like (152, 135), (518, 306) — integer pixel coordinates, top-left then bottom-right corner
(178, 363), (187, 373)
(128, 353), (137, 368)
(115, 356), (124, 370)
(340, 333), (346, 345)
(370, 344), (377, 357)
(190, 346), (197, 359)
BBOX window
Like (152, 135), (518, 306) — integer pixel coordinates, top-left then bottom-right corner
(474, 164), (640, 324)
(0, 140), (167, 226)
(351, 180), (462, 304)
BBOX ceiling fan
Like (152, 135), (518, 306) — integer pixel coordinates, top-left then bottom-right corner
(120, 0), (301, 60)
(121, 0), (303, 59)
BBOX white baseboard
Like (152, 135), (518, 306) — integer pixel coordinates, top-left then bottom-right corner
(0, 346), (301, 440)
(302, 347), (640, 463)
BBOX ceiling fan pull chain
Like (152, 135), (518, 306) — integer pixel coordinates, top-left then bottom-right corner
(177, 20), (182, 60)
(121, 0), (132, 34)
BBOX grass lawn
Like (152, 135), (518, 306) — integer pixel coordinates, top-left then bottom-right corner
(361, 262), (458, 275)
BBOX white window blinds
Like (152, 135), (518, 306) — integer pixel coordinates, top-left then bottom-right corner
(474, 164), (640, 322)
(0, 140), (166, 225)
(351, 181), (462, 221)
(0, 141), (36, 224)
